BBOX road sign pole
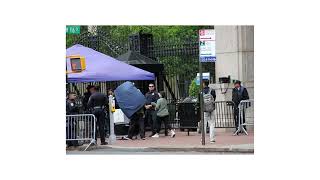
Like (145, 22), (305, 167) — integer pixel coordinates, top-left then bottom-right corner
(199, 29), (215, 146)
(199, 58), (205, 145)
(199, 33), (205, 146)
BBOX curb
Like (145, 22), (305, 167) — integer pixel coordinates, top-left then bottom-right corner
(67, 145), (254, 153)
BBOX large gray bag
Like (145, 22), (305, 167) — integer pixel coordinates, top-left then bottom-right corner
(203, 89), (215, 112)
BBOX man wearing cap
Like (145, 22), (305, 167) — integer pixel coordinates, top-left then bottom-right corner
(232, 80), (250, 135)
(87, 86), (108, 145)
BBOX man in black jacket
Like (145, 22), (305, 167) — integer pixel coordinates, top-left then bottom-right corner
(144, 83), (160, 137)
(232, 81), (249, 134)
(87, 86), (108, 145)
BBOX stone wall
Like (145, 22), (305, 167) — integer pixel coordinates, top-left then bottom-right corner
(213, 25), (254, 101)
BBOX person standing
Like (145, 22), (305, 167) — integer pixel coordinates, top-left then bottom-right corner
(125, 107), (146, 140)
(202, 80), (216, 143)
(232, 80), (250, 135)
(87, 86), (108, 145)
(144, 83), (160, 137)
(66, 92), (79, 147)
(82, 85), (95, 113)
(151, 91), (175, 138)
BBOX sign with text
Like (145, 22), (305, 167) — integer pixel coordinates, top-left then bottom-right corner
(199, 29), (216, 62)
(66, 26), (80, 34)
(196, 72), (210, 85)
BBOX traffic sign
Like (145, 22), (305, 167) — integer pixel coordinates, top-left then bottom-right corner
(199, 29), (216, 62)
(196, 72), (210, 85)
(66, 26), (80, 34)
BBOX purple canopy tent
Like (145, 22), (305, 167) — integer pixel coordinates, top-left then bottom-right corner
(66, 44), (155, 83)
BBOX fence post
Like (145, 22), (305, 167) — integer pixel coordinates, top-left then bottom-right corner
(108, 95), (116, 144)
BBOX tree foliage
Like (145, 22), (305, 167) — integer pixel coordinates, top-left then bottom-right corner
(189, 79), (200, 97)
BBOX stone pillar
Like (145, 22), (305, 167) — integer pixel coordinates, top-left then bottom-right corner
(213, 26), (254, 101)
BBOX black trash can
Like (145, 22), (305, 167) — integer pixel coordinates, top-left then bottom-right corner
(178, 102), (200, 135)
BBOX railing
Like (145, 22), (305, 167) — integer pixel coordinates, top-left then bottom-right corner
(213, 101), (236, 128)
(66, 114), (96, 151)
(234, 99), (254, 135)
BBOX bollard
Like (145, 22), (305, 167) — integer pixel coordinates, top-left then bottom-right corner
(108, 95), (116, 144)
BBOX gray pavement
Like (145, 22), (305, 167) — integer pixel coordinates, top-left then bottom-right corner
(66, 131), (254, 154)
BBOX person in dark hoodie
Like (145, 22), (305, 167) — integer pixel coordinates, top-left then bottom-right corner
(232, 80), (249, 135)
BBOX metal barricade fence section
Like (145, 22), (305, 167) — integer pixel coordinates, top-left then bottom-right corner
(66, 114), (96, 151)
(239, 99), (254, 135)
(213, 101), (236, 128)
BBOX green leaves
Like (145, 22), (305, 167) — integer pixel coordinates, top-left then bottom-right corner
(189, 79), (200, 97)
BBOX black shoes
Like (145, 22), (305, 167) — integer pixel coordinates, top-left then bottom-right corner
(100, 142), (108, 145)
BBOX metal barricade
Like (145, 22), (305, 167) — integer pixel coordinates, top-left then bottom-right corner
(213, 101), (236, 128)
(66, 114), (96, 151)
(234, 99), (254, 135)
(167, 103), (179, 129)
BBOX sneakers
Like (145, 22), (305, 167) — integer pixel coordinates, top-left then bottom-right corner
(151, 133), (159, 138)
(170, 130), (176, 138)
(123, 136), (133, 140)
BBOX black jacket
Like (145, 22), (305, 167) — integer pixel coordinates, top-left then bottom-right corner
(87, 92), (108, 108)
(66, 99), (79, 115)
(145, 91), (160, 105)
(82, 91), (91, 111)
(232, 86), (249, 106)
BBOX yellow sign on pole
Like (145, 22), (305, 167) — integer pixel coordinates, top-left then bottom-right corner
(66, 55), (86, 74)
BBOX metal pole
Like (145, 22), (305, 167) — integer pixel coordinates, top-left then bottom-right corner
(200, 62), (205, 145)
(66, 60), (70, 94)
(199, 33), (205, 145)
(108, 95), (116, 144)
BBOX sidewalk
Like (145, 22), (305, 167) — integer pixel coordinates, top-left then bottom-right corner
(66, 131), (254, 154)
